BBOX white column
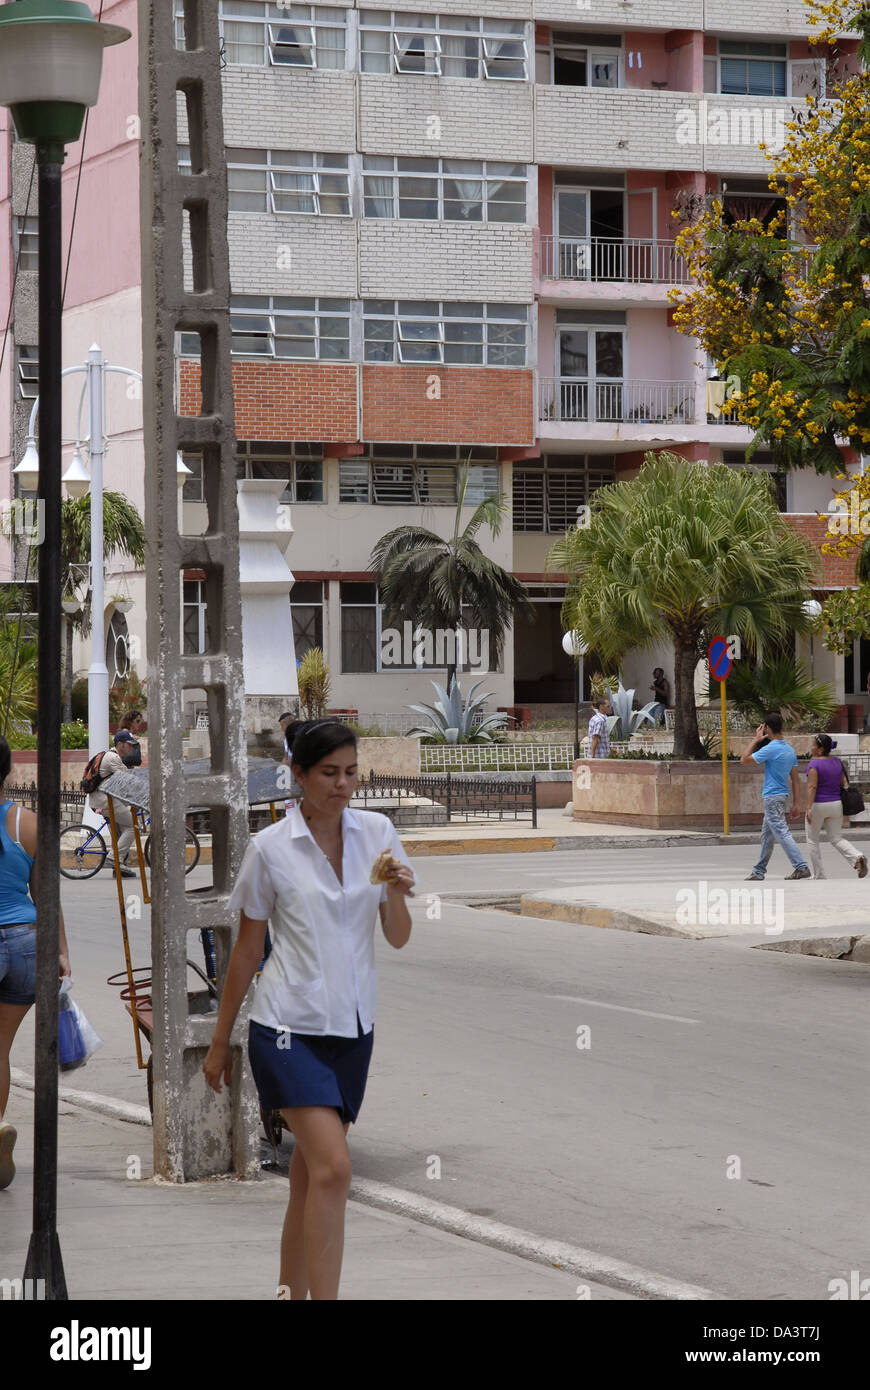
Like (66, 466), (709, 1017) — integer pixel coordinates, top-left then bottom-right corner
(237, 478), (298, 697)
(86, 344), (110, 760)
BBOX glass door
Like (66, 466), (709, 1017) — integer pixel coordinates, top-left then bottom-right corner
(555, 189), (590, 281)
(557, 327), (624, 422)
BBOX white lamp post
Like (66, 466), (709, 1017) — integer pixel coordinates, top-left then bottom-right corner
(562, 628), (589, 758)
(802, 598), (823, 683)
(19, 345), (142, 760)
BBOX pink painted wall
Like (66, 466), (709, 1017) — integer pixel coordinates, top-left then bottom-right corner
(59, 0), (140, 310)
(624, 32), (667, 89)
(668, 31), (703, 94)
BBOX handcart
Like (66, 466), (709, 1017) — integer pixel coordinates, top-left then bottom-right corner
(98, 758), (290, 1160)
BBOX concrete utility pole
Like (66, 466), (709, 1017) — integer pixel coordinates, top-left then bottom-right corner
(138, 0), (258, 1179)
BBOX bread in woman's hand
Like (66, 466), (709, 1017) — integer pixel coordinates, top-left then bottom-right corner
(370, 850), (402, 885)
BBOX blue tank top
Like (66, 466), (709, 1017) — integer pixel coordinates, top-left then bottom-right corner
(0, 799), (36, 927)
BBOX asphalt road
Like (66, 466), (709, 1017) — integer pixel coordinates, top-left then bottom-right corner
(14, 842), (869, 1301)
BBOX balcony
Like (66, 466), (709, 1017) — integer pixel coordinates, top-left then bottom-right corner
(539, 378), (695, 426)
(539, 236), (690, 286)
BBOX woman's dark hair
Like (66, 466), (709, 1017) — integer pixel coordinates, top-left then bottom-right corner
(291, 721), (357, 772)
(121, 710), (142, 729)
(0, 735), (10, 784)
(814, 734), (834, 756)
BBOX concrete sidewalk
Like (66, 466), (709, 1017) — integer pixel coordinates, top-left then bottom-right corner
(1, 1087), (633, 1301)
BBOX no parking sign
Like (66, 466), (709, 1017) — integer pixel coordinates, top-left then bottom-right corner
(708, 636), (733, 833)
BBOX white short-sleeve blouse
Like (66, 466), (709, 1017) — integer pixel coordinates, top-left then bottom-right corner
(229, 804), (414, 1037)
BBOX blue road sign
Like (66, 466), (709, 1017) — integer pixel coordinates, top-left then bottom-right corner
(708, 636), (732, 683)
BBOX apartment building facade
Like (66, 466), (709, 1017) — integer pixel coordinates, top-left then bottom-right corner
(0, 0), (864, 727)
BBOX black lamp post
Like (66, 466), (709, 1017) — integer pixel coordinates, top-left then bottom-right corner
(562, 629), (588, 761)
(0, 0), (129, 1300)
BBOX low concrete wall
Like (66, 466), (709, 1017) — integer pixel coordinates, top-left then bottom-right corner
(9, 750), (89, 789)
(572, 758), (815, 829)
(357, 737), (420, 775)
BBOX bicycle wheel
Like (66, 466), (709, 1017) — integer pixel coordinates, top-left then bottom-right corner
(59, 823), (108, 880)
(144, 825), (201, 875)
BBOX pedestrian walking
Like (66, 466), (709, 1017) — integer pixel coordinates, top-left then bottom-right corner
(588, 698), (612, 758)
(741, 712), (811, 880)
(804, 734), (867, 880)
(87, 731), (142, 879)
(649, 668), (670, 727)
(202, 721), (416, 1300)
(0, 735), (71, 1190)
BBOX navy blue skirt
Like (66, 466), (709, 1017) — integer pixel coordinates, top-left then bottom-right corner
(248, 1014), (374, 1125)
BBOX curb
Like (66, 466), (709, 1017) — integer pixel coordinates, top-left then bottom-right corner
(10, 1069), (152, 1126)
(10, 1069), (721, 1301)
(346, 1178), (724, 1300)
(399, 827), (870, 855)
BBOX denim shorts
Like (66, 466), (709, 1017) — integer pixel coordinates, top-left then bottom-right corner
(0, 924), (37, 1005)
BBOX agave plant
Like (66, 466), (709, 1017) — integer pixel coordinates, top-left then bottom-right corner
(609, 679), (659, 741)
(406, 677), (509, 744)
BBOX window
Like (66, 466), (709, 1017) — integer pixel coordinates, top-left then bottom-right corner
(183, 579), (208, 654)
(550, 32), (621, 88)
(340, 446), (499, 504)
(341, 581), (378, 672)
(363, 301), (527, 365)
(227, 149), (350, 215)
(363, 156), (526, 223)
(17, 347), (38, 400)
(721, 180), (787, 230)
(200, 295), (350, 359)
(722, 451), (788, 511)
(512, 457), (616, 533)
(176, 2), (348, 69)
(236, 441), (324, 501)
(360, 11), (527, 81)
(290, 580), (324, 658)
(181, 452), (205, 502)
(718, 40), (787, 97)
(13, 217), (38, 272)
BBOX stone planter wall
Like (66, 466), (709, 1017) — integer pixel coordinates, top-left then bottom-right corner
(9, 750), (91, 790)
(572, 757), (815, 829)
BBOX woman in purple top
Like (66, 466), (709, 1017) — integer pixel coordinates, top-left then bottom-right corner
(804, 734), (867, 879)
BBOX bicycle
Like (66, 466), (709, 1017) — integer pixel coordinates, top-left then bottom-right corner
(59, 811), (201, 880)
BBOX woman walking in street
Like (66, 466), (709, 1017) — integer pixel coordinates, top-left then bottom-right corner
(202, 721), (415, 1299)
(804, 734), (867, 880)
(0, 736), (71, 1189)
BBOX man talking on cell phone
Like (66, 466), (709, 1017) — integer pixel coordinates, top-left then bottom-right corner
(741, 711), (811, 881)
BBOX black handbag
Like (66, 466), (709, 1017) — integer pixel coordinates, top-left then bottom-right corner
(840, 760), (865, 817)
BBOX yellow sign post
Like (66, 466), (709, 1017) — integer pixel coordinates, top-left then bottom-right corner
(721, 677), (729, 836)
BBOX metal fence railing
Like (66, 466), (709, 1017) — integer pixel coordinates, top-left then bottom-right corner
(355, 771), (537, 826)
(5, 781), (87, 822)
(421, 742), (573, 772)
(539, 235), (690, 285)
(538, 377), (696, 426)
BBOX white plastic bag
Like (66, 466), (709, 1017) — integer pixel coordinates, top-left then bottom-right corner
(59, 978), (103, 1062)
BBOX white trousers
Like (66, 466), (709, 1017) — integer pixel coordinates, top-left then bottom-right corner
(805, 800), (861, 878)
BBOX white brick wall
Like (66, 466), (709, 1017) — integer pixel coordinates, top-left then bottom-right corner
(228, 215), (358, 296)
(221, 70), (356, 152)
(533, 0), (703, 27)
(535, 87), (792, 175)
(359, 222), (533, 299)
(705, 0), (841, 37)
(359, 75), (533, 159)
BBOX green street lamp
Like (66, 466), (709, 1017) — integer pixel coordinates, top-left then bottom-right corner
(0, 0), (129, 1302)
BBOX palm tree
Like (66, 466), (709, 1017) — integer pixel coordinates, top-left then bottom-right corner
(547, 452), (821, 758)
(53, 493), (145, 721)
(0, 585), (38, 736)
(370, 462), (534, 690)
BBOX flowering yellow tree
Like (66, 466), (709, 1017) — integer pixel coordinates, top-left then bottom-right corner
(671, 0), (870, 483)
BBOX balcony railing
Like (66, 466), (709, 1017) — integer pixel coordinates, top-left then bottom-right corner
(539, 378), (696, 425)
(539, 236), (690, 285)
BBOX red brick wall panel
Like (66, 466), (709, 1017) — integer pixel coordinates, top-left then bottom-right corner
(361, 366), (535, 445)
(179, 360), (358, 440)
(784, 514), (859, 588)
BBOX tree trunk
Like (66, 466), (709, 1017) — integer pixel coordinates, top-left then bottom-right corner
(63, 617), (74, 723)
(673, 637), (705, 758)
